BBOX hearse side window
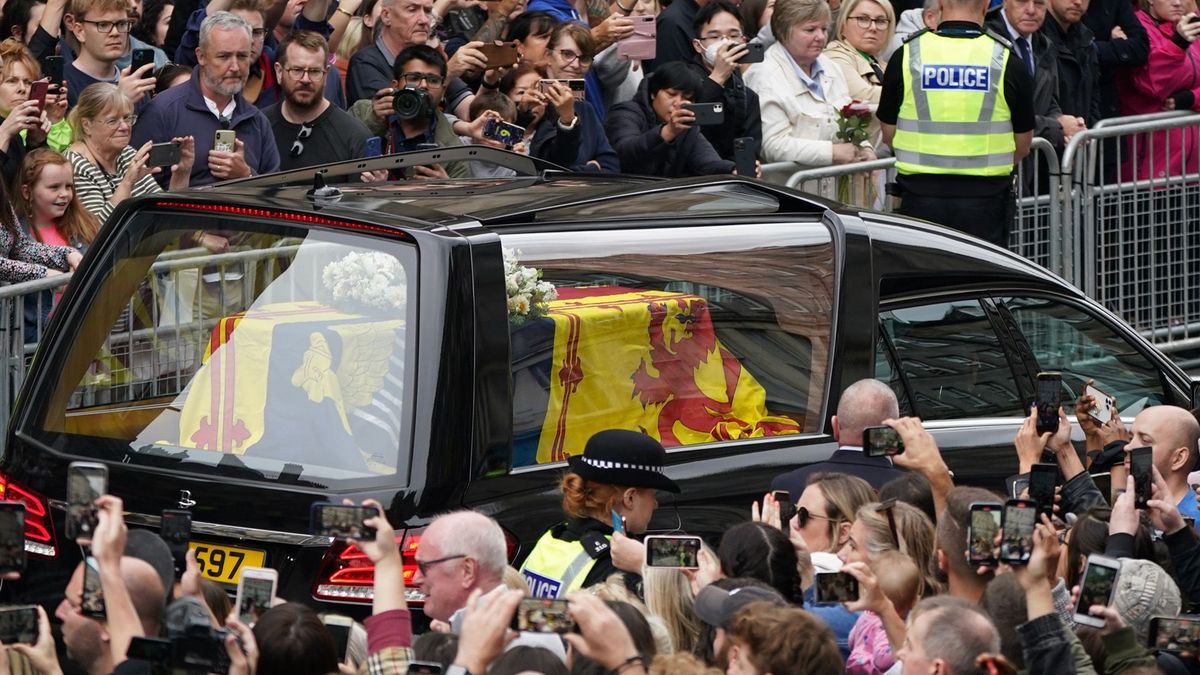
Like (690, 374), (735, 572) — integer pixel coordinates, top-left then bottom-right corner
(502, 223), (834, 467)
(880, 299), (1025, 420)
(998, 296), (1167, 415)
(874, 332), (913, 416)
(29, 211), (417, 488)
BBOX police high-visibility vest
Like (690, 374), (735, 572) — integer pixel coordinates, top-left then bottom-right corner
(892, 31), (1015, 176)
(519, 529), (608, 599)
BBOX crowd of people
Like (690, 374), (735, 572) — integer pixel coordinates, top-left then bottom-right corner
(14, 376), (1200, 675)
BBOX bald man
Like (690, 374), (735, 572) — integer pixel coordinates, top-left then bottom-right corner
(771, 378), (907, 494)
(1129, 405), (1200, 521)
(56, 557), (165, 675)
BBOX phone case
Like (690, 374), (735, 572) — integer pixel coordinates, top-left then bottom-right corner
(617, 18), (656, 60)
(480, 41), (520, 68)
(1086, 385), (1115, 424)
(214, 131), (236, 153)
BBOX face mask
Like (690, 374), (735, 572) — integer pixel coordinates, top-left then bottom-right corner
(703, 38), (730, 65)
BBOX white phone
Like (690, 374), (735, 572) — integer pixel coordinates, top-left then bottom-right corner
(1086, 384), (1116, 425)
(235, 567), (277, 625)
(1074, 555), (1121, 628)
(323, 614), (353, 662)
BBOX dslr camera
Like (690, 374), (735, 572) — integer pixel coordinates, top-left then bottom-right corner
(393, 86), (433, 120)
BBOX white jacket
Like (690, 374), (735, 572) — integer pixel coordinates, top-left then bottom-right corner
(743, 42), (853, 179)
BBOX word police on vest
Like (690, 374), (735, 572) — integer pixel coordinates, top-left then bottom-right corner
(922, 65), (990, 91)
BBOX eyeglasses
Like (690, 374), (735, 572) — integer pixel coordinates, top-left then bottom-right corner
(80, 18), (135, 32)
(290, 122), (312, 157)
(554, 48), (593, 65)
(415, 554), (466, 575)
(875, 499), (904, 554)
(847, 14), (889, 29)
(98, 114), (137, 128)
(284, 66), (327, 80)
(699, 31), (744, 41)
(796, 505), (836, 529)
(401, 71), (445, 87)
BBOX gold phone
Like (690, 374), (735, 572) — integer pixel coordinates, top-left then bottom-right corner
(214, 129), (236, 153)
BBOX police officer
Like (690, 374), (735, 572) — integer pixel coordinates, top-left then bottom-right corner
(877, 0), (1036, 245)
(519, 429), (680, 599)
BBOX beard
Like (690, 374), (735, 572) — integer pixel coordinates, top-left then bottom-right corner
(202, 70), (245, 97)
(283, 84), (321, 110)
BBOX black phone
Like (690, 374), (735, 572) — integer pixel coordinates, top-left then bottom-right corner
(1131, 446), (1153, 509)
(41, 55), (63, 85)
(127, 636), (173, 664)
(82, 556), (106, 618)
(0, 503), (25, 574)
(483, 117), (525, 146)
(863, 425), (904, 457)
(814, 572), (859, 604)
(736, 41), (766, 63)
(644, 535), (701, 568)
(0, 606), (38, 645)
(309, 503), (378, 540)
(66, 462), (107, 541)
(514, 597), (574, 633)
(1150, 615), (1200, 653)
(323, 615), (353, 662)
(1028, 463), (1057, 520)
(733, 136), (756, 178)
(131, 48), (155, 75)
(999, 499), (1037, 565)
(771, 490), (794, 531)
(147, 142), (181, 168)
(406, 663), (444, 675)
(682, 102), (724, 126)
(967, 502), (1002, 566)
(1091, 472), (1112, 505)
(160, 509), (191, 578)
(1035, 372), (1061, 435)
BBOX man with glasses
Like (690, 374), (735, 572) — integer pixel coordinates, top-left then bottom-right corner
(352, 44), (467, 178)
(687, 0), (761, 161)
(134, 11), (279, 185)
(264, 30), (372, 171)
(65, 0), (157, 109)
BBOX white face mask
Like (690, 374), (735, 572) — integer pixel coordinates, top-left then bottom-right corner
(703, 38), (730, 65)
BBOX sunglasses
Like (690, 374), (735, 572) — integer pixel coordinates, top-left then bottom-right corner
(875, 499), (904, 554)
(290, 122), (313, 157)
(796, 505), (836, 529)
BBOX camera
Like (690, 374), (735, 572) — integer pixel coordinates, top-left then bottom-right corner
(393, 86), (432, 120)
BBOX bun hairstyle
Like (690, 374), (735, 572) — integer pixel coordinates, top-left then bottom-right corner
(560, 472), (630, 519)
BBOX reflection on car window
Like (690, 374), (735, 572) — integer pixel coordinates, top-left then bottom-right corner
(503, 223), (833, 467)
(881, 299), (1024, 420)
(999, 296), (1165, 415)
(31, 211), (416, 487)
(874, 332), (913, 416)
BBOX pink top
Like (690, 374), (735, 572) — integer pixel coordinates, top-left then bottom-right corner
(31, 225), (69, 248)
(847, 611), (895, 675)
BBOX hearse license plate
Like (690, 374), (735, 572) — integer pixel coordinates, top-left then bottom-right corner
(188, 542), (266, 584)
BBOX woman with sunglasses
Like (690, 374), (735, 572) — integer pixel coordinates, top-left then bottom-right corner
(838, 500), (941, 596)
(65, 83), (193, 224)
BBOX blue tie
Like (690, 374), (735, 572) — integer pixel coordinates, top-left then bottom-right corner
(1016, 36), (1034, 75)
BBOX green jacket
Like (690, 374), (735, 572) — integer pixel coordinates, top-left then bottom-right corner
(348, 99), (467, 179)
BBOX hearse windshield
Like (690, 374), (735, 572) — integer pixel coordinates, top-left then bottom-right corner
(27, 208), (417, 489)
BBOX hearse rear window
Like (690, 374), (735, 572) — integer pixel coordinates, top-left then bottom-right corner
(30, 209), (416, 488)
(503, 222), (832, 467)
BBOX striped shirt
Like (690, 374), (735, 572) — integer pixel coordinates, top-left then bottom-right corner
(66, 146), (162, 225)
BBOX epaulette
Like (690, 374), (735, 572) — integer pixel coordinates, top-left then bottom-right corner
(580, 531), (611, 559)
(984, 27), (1014, 49)
(902, 27), (931, 43)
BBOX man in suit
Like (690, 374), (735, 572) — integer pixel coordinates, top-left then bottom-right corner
(771, 378), (906, 494)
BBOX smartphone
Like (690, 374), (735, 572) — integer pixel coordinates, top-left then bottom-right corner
(323, 615), (353, 662)
(539, 79), (585, 100)
(214, 129), (236, 153)
(364, 136), (383, 158)
(82, 556), (106, 618)
(514, 597), (574, 633)
(733, 136), (756, 178)
(483, 117), (525, 146)
(28, 80), (48, 113)
(66, 462), (107, 541)
(0, 606), (38, 645)
(863, 425), (905, 457)
(41, 55), (63, 84)
(682, 102), (724, 126)
(147, 141), (182, 168)
(616, 15), (656, 60)
(1085, 384), (1116, 425)
(643, 535), (702, 568)
(1150, 615), (1200, 653)
(310, 503), (379, 540)
(999, 499), (1037, 565)
(159, 509), (191, 578)
(736, 41), (766, 64)
(772, 490), (795, 531)
(131, 48), (155, 75)
(235, 567), (277, 625)
(478, 41), (520, 69)
(1074, 554), (1121, 628)
(1028, 463), (1057, 520)
(1186, 516), (1196, 530)
(1130, 446), (1153, 509)
(1091, 472), (1112, 505)
(1035, 372), (1061, 435)
(611, 509), (625, 535)
(814, 572), (859, 604)
(406, 664), (444, 675)
(967, 502), (1002, 566)
(0, 503), (25, 573)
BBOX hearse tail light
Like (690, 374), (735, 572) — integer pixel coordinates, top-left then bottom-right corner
(153, 201), (411, 239)
(0, 472), (56, 558)
(313, 527), (426, 604)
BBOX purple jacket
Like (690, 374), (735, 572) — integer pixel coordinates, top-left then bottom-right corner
(132, 69), (281, 187)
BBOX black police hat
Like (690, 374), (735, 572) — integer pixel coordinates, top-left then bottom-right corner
(566, 429), (681, 493)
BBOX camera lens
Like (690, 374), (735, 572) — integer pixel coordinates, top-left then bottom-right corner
(392, 86), (431, 120)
